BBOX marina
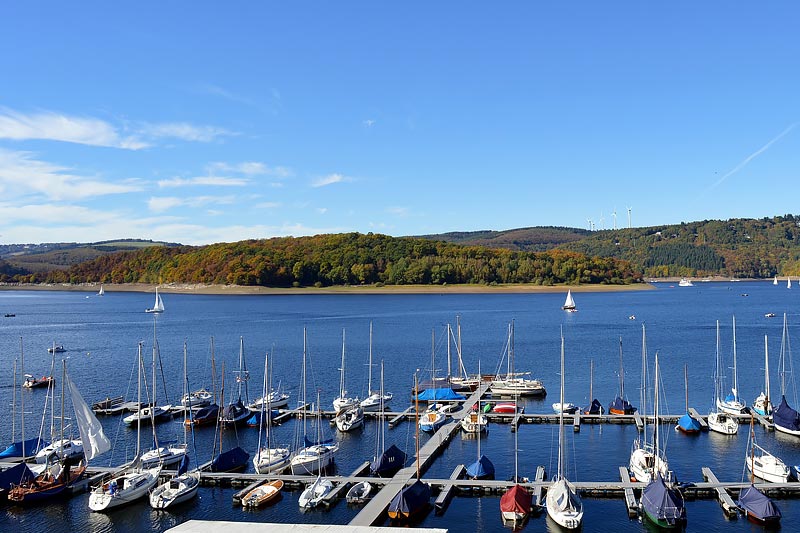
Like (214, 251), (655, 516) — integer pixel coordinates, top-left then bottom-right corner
(3, 283), (800, 532)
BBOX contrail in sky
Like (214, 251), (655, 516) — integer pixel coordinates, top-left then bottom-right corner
(710, 122), (797, 189)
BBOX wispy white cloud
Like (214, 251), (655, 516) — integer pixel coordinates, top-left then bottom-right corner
(363, 119), (375, 128)
(138, 122), (235, 143)
(0, 148), (141, 201)
(311, 173), (354, 188)
(386, 206), (410, 217)
(256, 201), (281, 209)
(0, 203), (122, 225)
(147, 195), (236, 213)
(158, 176), (249, 188)
(0, 107), (235, 149)
(710, 123), (798, 189)
(0, 108), (146, 149)
(316, 207), (328, 214)
(208, 161), (292, 178)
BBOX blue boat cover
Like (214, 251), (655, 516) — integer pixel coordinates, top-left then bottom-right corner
(772, 396), (800, 432)
(222, 399), (247, 420)
(0, 462), (35, 490)
(466, 455), (495, 479)
(608, 396), (636, 414)
(724, 392), (740, 403)
(177, 454), (190, 476)
(193, 403), (219, 422)
(416, 388), (466, 401)
(584, 399), (604, 415)
(303, 435), (336, 448)
(0, 437), (48, 459)
(739, 484), (781, 522)
(371, 444), (407, 477)
(210, 446), (249, 473)
(676, 413), (702, 432)
(641, 473), (686, 526)
(388, 479), (431, 518)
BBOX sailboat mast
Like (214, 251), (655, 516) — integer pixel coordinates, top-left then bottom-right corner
(654, 353), (660, 461)
(257, 351), (267, 455)
(684, 365), (689, 412)
(558, 329), (565, 479)
(414, 372), (421, 480)
(302, 328), (307, 436)
(619, 337), (624, 401)
(211, 337), (217, 405)
(765, 335), (771, 408)
(641, 324), (648, 443)
(510, 320), (515, 377)
(457, 315), (464, 379)
(714, 320), (720, 405)
(136, 342), (142, 458)
(367, 322), (373, 395)
(20, 338), (25, 458)
(733, 315), (739, 400)
(339, 329), (346, 400)
(11, 358), (16, 444)
(446, 323), (452, 382)
(589, 359), (594, 406)
(60, 358), (65, 452)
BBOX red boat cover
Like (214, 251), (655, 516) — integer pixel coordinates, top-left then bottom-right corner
(500, 484), (531, 514)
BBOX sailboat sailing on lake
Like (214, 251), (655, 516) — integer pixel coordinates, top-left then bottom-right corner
(562, 289), (577, 312)
(145, 287), (165, 313)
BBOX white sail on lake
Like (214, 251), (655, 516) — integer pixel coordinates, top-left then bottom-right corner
(562, 290), (576, 311)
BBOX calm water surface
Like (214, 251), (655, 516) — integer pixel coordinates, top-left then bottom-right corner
(2, 282), (800, 532)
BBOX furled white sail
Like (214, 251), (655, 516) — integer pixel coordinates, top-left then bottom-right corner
(66, 370), (111, 460)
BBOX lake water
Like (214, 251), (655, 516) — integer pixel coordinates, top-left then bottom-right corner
(2, 282), (800, 532)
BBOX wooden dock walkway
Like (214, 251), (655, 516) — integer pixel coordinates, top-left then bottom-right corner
(749, 409), (774, 431)
(388, 406), (413, 428)
(532, 465), (546, 508)
(688, 408), (709, 430)
(701, 467), (739, 518)
(349, 383), (490, 527)
(434, 464), (465, 513)
(619, 466), (638, 517)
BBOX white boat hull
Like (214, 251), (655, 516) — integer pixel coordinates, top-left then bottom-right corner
(253, 447), (291, 474)
(747, 453), (789, 483)
(707, 412), (738, 435)
(545, 478), (583, 530)
(360, 393), (393, 411)
(149, 472), (200, 509)
(290, 445), (337, 475)
(88, 466), (161, 511)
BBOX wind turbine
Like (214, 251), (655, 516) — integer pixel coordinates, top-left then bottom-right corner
(626, 207), (632, 229)
(587, 218), (593, 231)
(612, 209), (617, 230)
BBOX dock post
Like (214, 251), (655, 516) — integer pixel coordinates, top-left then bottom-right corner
(573, 413), (581, 432)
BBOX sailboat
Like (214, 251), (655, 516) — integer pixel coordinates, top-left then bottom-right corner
(716, 316), (746, 415)
(500, 387), (531, 524)
(7, 360), (98, 504)
(465, 363), (493, 480)
(774, 275), (779, 286)
(630, 324), (669, 483)
(746, 416), (789, 483)
(88, 343), (162, 512)
(739, 415), (782, 523)
(0, 343), (49, 460)
(220, 337), (250, 427)
(609, 337), (636, 415)
(460, 365), (488, 434)
(490, 321), (546, 397)
(418, 328), (446, 433)
(545, 330), (583, 529)
(583, 359), (604, 415)
(360, 322), (393, 411)
(753, 335), (773, 418)
(291, 329), (339, 475)
(640, 353), (687, 528)
(333, 329), (359, 413)
(141, 321), (186, 468)
(299, 472), (333, 509)
(97, 285), (105, 296)
(387, 372), (431, 522)
(145, 287), (165, 313)
(149, 341), (200, 509)
(772, 313), (800, 436)
(185, 337), (220, 427)
(708, 321), (738, 435)
(562, 289), (577, 311)
(675, 365), (702, 434)
(206, 361), (249, 473)
(253, 350), (291, 474)
(789, 277), (792, 289)
(370, 361), (407, 478)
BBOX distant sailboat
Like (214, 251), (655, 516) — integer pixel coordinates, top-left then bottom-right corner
(98, 285), (105, 296)
(789, 277), (792, 289)
(774, 275), (779, 286)
(145, 287), (165, 313)
(562, 290), (577, 312)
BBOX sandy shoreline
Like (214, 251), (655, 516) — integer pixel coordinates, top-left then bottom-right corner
(0, 281), (657, 295)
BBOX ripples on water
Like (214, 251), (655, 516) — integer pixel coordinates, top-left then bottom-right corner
(2, 283), (800, 531)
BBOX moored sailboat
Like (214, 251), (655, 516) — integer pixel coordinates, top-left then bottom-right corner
(716, 316), (746, 415)
(772, 313), (800, 436)
(708, 321), (738, 435)
(739, 415), (782, 523)
(370, 361), (407, 478)
(253, 350), (291, 474)
(545, 330), (583, 529)
(500, 386), (530, 524)
(640, 353), (686, 529)
(609, 337), (636, 415)
(753, 334), (773, 418)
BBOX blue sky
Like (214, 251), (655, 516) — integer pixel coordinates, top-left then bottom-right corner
(1, 2), (798, 245)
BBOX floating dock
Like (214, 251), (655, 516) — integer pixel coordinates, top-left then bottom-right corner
(701, 467), (739, 518)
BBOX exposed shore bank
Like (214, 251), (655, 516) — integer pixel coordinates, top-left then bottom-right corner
(0, 281), (657, 295)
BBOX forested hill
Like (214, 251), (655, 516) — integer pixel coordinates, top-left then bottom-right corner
(423, 215), (800, 278)
(4, 233), (641, 287)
